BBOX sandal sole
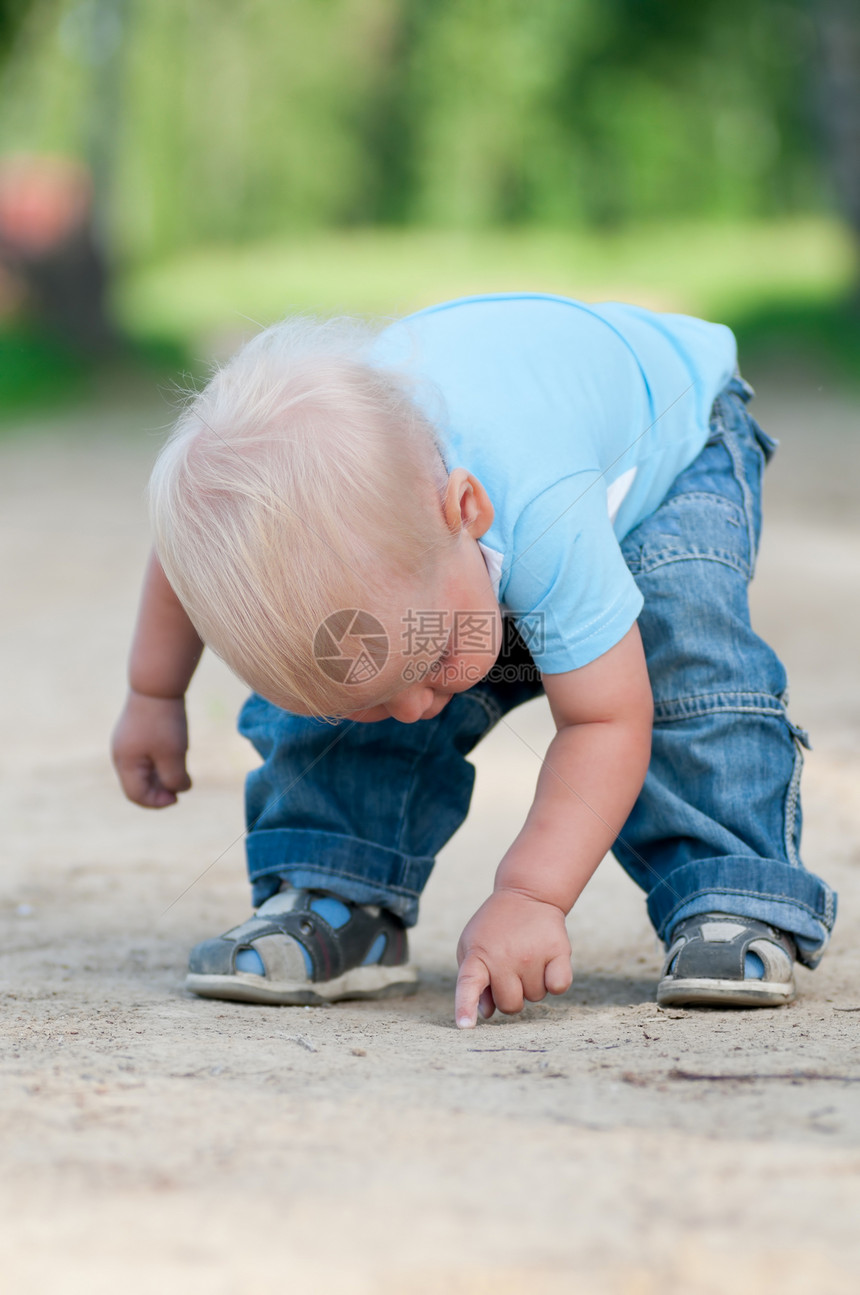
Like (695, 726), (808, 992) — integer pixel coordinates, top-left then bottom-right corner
(657, 976), (795, 1008)
(186, 962), (418, 1005)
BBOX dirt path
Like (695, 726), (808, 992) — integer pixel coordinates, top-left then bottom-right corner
(1, 378), (859, 1294)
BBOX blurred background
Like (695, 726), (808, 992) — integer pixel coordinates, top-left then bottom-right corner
(0, 0), (858, 414)
(1, 12), (860, 1285)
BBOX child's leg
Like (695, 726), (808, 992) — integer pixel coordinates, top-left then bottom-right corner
(615, 378), (836, 999)
(187, 623), (543, 1002)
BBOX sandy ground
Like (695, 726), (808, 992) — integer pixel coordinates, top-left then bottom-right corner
(1, 372), (859, 1294)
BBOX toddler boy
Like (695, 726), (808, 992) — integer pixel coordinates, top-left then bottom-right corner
(111, 294), (836, 1027)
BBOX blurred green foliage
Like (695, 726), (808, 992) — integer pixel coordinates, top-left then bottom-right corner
(113, 218), (859, 391)
(116, 218), (853, 337)
(0, 0), (829, 261)
(0, 324), (89, 409)
(1, 0), (858, 415)
(4, 217), (853, 421)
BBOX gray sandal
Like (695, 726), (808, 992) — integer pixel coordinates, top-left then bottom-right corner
(657, 913), (796, 1007)
(186, 886), (418, 1005)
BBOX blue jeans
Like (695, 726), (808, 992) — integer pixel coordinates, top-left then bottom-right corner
(239, 378), (836, 967)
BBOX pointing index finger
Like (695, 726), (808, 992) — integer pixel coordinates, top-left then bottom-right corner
(455, 952), (491, 1029)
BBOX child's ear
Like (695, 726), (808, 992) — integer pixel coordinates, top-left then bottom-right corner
(443, 469), (494, 539)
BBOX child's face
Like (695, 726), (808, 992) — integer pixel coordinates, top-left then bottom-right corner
(269, 471), (502, 723)
(337, 527), (503, 724)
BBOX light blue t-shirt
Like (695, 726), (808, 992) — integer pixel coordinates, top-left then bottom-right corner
(372, 293), (737, 674)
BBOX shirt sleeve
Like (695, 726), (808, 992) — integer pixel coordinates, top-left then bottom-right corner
(500, 471), (644, 674)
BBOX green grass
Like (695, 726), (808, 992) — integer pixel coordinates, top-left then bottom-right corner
(0, 327), (94, 415)
(3, 218), (858, 418)
(116, 216), (857, 344)
(0, 326), (192, 427)
(731, 295), (860, 379)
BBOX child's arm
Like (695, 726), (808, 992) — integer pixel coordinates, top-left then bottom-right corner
(111, 550), (204, 808)
(455, 624), (652, 1028)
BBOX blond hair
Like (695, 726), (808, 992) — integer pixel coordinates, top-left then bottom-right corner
(149, 316), (453, 714)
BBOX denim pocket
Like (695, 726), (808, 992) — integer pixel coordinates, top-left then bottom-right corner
(785, 713), (811, 750)
(653, 690), (795, 725)
(748, 414), (778, 464)
(622, 483), (752, 580)
(713, 385), (779, 464)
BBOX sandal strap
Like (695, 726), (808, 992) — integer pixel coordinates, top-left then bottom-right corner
(666, 914), (795, 982)
(223, 890), (407, 982)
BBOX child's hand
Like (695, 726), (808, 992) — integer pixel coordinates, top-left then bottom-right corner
(454, 889), (572, 1029)
(111, 691), (192, 809)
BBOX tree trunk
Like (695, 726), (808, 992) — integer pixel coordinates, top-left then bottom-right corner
(815, 0), (860, 296)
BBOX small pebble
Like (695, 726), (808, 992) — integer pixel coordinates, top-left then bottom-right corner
(352, 1048), (367, 1057)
